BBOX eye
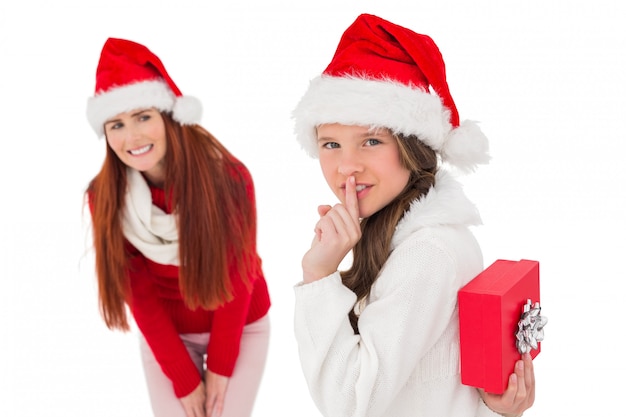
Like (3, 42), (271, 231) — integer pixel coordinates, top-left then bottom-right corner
(107, 122), (123, 130)
(365, 138), (382, 146)
(321, 141), (340, 149)
(138, 113), (151, 122)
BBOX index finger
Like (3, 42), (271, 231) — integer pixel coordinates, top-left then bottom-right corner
(345, 176), (360, 221)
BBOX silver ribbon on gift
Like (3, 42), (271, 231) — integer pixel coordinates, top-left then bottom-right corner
(515, 299), (548, 354)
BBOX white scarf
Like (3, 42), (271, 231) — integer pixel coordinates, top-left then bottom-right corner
(122, 168), (180, 266)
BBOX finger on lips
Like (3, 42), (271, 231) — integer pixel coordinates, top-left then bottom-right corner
(345, 176), (359, 218)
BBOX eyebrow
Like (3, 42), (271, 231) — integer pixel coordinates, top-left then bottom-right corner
(104, 109), (151, 125)
(364, 127), (391, 137)
(317, 129), (390, 142)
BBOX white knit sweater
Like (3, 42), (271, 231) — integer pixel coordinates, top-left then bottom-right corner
(294, 172), (500, 417)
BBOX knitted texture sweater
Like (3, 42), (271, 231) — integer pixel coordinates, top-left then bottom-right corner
(294, 172), (499, 417)
(90, 162), (270, 399)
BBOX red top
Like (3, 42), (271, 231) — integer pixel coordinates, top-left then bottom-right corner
(91, 163), (271, 398)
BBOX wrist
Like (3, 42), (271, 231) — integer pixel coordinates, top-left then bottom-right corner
(301, 261), (337, 283)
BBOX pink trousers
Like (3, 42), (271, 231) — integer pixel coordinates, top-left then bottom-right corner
(139, 315), (270, 417)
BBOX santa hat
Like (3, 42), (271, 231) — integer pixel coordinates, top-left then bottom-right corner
(292, 14), (489, 173)
(86, 38), (202, 137)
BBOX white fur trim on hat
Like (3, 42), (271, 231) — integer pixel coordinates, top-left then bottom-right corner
(86, 79), (202, 137)
(292, 75), (452, 158)
(87, 80), (175, 137)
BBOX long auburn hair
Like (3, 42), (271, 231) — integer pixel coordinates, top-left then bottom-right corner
(87, 112), (256, 331)
(341, 134), (438, 333)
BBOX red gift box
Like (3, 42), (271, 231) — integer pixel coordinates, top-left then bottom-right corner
(458, 259), (542, 394)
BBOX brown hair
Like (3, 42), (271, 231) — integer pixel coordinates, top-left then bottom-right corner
(87, 112), (256, 330)
(340, 134), (438, 333)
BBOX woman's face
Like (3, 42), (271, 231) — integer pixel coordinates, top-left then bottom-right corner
(316, 123), (411, 218)
(104, 108), (167, 186)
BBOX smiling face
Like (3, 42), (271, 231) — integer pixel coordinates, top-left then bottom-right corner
(316, 123), (411, 218)
(104, 108), (167, 186)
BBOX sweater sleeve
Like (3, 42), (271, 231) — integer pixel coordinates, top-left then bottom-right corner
(293, 232), (463, 417)
(87, 188), (201, 396)
(206, 266), (255, 376)
(205, 160), (264, 376)
(127, 254), (202, 398)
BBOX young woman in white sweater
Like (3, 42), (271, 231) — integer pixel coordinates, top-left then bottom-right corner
(291, 14), (535, 417)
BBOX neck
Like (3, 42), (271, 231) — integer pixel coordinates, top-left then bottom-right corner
(141, 165), (165, 188)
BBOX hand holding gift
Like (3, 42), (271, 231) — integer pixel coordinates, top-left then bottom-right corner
(479, 352), (535, 417)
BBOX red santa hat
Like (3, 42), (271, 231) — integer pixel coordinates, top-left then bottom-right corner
(292, 14), (489, 172)
(86, 38), (202, 137)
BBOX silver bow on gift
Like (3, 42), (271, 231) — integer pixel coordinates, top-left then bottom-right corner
(515, 299), (548, 354)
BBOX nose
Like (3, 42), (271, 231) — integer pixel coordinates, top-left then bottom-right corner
(124, 122), (143, 141)
(337, 149), (363, 177)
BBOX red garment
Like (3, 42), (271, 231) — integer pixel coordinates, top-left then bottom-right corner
(90, 163), (271, 398)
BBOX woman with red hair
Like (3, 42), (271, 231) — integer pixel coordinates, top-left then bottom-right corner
(85, 38), (270, 417)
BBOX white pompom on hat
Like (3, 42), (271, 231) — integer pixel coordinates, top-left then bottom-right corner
(292, 14), (490, 173)
(86, 38), (202, 137)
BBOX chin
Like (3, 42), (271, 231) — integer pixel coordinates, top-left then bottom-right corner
(358, 209), (373, 219)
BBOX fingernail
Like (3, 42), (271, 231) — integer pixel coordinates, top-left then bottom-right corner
(517, 360), (524, 370)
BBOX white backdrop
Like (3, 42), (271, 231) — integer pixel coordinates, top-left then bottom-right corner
(1, 1), (624, 415)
